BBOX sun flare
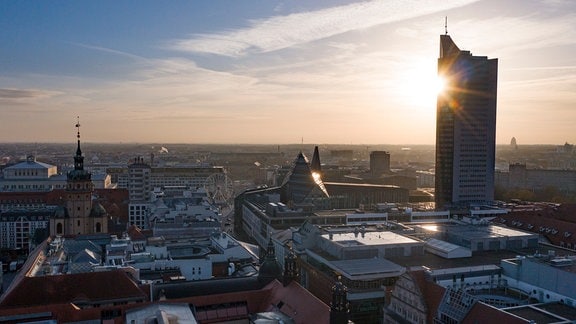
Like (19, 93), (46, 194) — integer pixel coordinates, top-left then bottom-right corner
(434, 75), (447, 95)
(396, 60), (446, 109)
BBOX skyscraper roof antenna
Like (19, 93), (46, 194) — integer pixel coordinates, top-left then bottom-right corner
(445, 16), (448, 35)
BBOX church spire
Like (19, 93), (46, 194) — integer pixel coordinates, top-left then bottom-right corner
(258, 237), (283, 283)
(74, 116), (84, 171)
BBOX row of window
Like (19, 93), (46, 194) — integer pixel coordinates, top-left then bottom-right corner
(9, 170), (42, 177)
(2, 184), (53, 190)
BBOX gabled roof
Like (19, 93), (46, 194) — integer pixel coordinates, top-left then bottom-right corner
(0, 270), (147, 308)
(168, 279), (330, 324)
(0, 279), (329, 323)
(5, 159), (55, 170)
(409, 270), (446, 323)
(493, 205), (576, 246)
(72, 248), (100, 264)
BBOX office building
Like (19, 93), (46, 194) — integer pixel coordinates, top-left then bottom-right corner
(370, 151), (391, 177)
(435, 33), (498, 209)
(107, 157), (226, 229)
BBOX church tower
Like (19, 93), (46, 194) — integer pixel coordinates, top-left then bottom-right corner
(283, 246), (299, 286)
(258, 238), (283, 283)
(50, 117), (108, 236)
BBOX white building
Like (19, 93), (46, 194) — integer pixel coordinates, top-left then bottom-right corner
(0, 155), (112, 192)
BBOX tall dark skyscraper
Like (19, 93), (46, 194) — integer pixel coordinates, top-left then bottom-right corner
(435, 34), (498, 209)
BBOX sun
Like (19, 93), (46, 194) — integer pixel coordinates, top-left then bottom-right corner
(396, 59), (446, 109)
(434, 75), (447, 95)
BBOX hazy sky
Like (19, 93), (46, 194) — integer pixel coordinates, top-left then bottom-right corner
(1, 0), (575, 145)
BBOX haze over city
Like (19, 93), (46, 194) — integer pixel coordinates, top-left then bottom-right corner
(1, 0), (575, 145)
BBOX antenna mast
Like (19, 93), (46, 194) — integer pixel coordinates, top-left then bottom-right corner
(444, 16), (448, 35)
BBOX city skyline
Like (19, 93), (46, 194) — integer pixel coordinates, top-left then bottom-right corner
(1, 0), (575, 145)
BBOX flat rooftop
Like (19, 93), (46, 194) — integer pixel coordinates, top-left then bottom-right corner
(322, 231), (420, 247)
(388, 249), (529, 271)
(306, 249), (404, 280)
(504, 303), (576, 323)
(418, 223), (536, 239)
(331, 258), (404, 280)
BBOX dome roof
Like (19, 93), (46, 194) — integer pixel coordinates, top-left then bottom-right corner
(89, 203), (107, 218)
(258, 239), (283, 282)
(259, 258), (283, 281)
(53, 206), (69, 218)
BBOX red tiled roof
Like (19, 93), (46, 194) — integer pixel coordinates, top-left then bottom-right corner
(0, 270), (147, 308)
(264, 280), (330, 324)
(167, 279), (330, 324)
(127, 224), (147, 241)
(171, 285), (271, 312)
(0, 279), (329, 323)
(494, 205), (576, 246)
(0, 303), (103, 323)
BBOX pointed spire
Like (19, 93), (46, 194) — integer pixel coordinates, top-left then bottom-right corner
(310, 146), (321, 173)
(258, 236), (283, 283)
(75, 116), (82, 158)
(74, 116), (84, 171)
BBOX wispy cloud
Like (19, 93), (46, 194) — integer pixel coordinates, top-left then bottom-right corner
(0, 88), (60, 100)
(170, 0), (480, 57)
(69, 42), (150, 62)
(453, 13), (576, 55)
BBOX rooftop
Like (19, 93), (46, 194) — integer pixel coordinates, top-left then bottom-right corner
(331, 258), (405, 280)
(5, 159), (56, 170)
(421, 223), (536, 239)
(503, 302), (576, 323)
(0, 270), (147, 308)
(306, 249), (404, 280)
(323, 230), (420, 246)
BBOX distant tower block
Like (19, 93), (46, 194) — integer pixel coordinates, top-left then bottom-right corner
(510, 137), (518, 150)
(370, 151), (390, 177)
